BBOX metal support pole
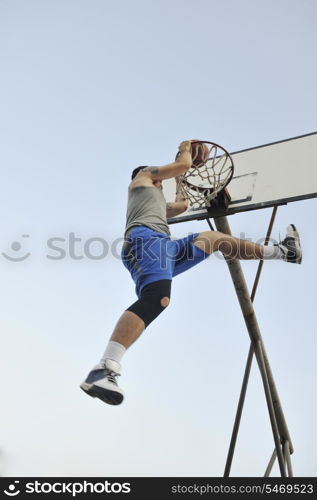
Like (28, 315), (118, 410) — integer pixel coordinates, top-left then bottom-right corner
(223, 343), (254, 477)
(264, 449), (277, 477)
(221, 207), (278, 477)
(256, 341), (287, 476)
(213, 215), (293, 476)
(284, 440), (294, 477)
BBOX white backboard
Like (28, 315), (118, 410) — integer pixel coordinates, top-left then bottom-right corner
(163, 132), (317, 224)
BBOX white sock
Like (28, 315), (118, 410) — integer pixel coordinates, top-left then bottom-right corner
(100, 341), (126, 370)
(262, 245), (284, 260)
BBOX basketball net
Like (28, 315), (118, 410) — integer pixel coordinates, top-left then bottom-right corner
(176, 142), (234, 209)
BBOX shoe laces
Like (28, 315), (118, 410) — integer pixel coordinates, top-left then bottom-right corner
(278, 231), (290, 249)
(105, 369), (120, 385)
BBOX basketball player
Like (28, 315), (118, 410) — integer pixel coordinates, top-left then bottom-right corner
(80, 140), (302, 405)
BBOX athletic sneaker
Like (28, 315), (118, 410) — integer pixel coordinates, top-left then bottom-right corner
(277, 224), (302, 264)
(80, 359), (124, 405)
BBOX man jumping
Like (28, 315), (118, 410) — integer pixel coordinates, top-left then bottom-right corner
(80, 140), (302, 405)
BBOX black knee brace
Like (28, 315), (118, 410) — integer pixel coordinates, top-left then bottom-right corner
(126, 279), (171, 327)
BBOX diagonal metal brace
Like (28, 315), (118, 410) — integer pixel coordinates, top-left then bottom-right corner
(212, 215), (293, 477)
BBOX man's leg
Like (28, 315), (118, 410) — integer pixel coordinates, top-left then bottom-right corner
(109, 310), (145, 348)
(192, 230), (264, 259)
(192, 225), (302, 263)
(80, 280), (171, 405)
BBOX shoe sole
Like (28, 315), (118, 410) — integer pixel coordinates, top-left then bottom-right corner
(288, 224), (302, 264)
(80, 383), (124, 406)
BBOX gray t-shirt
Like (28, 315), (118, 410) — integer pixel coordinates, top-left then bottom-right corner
(125, 186), (171, 237)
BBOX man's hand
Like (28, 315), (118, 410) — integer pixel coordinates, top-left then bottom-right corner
(178, 140), (192, 153)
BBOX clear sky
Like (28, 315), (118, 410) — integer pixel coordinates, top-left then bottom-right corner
(0, 0), (316, 477)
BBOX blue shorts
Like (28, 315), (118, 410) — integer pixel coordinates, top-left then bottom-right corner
(121, 226), (209, 297)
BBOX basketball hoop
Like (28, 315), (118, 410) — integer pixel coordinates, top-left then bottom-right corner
(176, 141), (234, 209)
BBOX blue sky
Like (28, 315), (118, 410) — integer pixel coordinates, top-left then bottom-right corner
(0, 0), (316, 477)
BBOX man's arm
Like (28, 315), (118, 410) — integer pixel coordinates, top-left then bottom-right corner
(166, 200), (189, 218)
(166, 176), (189, 218)
(141, 140), (192, 182)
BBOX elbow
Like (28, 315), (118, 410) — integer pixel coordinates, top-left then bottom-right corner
(176, 200), (189, 214)
(182, 200), (189, 211)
